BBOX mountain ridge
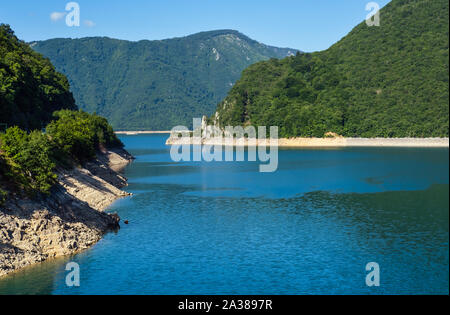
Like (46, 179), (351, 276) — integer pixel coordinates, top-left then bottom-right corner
(30, 29), (297, 51)
(31, 30), (298, 130)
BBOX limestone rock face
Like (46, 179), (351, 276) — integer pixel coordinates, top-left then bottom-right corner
(0, 149), (133, 277)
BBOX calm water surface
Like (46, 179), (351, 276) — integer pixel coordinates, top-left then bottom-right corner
(0, 134), (448, 294)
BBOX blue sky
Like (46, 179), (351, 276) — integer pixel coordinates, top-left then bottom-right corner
(1, 0), (390, 52)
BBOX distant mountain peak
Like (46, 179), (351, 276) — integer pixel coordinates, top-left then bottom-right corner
(31, 30), (299, 130)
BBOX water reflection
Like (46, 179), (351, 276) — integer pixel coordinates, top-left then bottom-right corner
(0, 255), (72, 295)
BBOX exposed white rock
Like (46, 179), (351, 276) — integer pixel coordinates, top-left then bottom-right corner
(287, 50), (295, 57)
(212, 48), (220, 61)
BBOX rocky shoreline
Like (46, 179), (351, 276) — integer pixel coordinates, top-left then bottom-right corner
(166, 136), (449, 148)
(0, 149), (134, 278)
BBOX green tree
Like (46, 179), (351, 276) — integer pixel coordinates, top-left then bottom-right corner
(0, 127), (57, 194)
(46, 110), (124, 163)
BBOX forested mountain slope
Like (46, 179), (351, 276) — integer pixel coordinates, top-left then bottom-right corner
(214, 0), (449, 138)
(32, 30), (297, 130)
(0, 24), (76, 131)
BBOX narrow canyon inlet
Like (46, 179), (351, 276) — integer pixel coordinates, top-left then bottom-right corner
(0, 134), (448, 295)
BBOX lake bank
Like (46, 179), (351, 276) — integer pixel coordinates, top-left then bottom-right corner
(166, 136), (449, 148)
(115, 131), (171, 135)
(0, 149), (134, 278)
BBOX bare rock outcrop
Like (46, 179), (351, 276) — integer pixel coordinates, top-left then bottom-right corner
(0, 149), (133, 277)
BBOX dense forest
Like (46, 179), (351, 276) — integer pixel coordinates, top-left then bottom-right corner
(31, 30), (297, 130)
(0, 24), (77, 131)
(0, 110), (124, 201)
(214, 0), (449, 138)
(0, 25), (123, 203)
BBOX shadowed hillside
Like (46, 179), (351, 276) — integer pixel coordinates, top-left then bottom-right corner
(0, 24), (76, 131)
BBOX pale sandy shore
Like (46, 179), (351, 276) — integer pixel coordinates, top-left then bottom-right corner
(115, 131), (171, 135)
(166, 137), (449, 148)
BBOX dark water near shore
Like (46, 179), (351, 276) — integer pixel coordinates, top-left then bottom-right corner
(0, 135), (448, 295)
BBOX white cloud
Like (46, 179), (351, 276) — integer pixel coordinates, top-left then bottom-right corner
(83, 20), (96, 27)
(50, 12), (66, 22)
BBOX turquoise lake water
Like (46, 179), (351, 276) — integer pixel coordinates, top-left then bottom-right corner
(0, 134), (448, 295)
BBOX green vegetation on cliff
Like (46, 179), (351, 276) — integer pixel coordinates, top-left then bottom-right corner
(214, 0), (449, 138)
(0, 110), (123, 196)
(0, 24), (77, 131)
(31, 30), (297, 130)
(0, 127), (58, 194)
(0, 25), (123, 198)
(47, 110), (123, 163)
